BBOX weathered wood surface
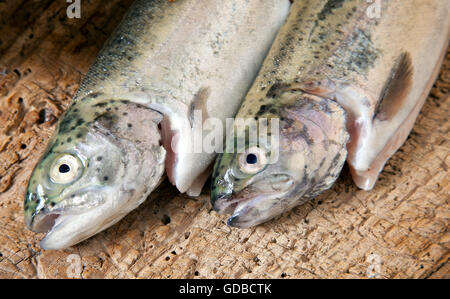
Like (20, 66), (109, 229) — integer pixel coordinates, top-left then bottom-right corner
(0, 0), (448, 279)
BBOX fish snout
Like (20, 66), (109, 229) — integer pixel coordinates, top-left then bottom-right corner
(210, 177), (250, 215)
(211, 191), (235, 215)
(24, 190), (59, 233)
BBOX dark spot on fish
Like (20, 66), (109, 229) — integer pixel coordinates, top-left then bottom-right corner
(343, 29), (379, 74)
(67, 137), (72, 143)
(93, 102), (108, 108)
(267, 83), (288, 99)
(257, 105), (267, 114)
(76, 133), (82, 138)
(103, 176), (109, 181)
(128, 123), (132, 128)
(318, 0), (348, 21)
(20, 144), (27, 149)
(97, 156), (102, 161)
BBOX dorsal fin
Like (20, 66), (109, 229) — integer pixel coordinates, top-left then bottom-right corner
(375, 51), (414, 121)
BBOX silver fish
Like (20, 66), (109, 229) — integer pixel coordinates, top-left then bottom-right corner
(211, 0), (449, 228)
(25, 0), (290, 249)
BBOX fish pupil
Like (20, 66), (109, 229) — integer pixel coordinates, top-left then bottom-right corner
(246, 154), (257, 165)
(59, 164), (71, 173)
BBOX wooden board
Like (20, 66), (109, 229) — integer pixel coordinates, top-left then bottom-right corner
(0, 0), (448, 279)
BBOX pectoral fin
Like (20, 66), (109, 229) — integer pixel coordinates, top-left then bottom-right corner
(374, 52), (414, 121)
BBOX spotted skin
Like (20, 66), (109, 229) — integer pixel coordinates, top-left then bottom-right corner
(24, 0), (291, 249)
(211, 0), (449, 227)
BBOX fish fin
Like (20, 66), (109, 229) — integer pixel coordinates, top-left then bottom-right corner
(189, 86), (211, 127)
(338, 47), (445, 191)
(374, 52), (414, 121)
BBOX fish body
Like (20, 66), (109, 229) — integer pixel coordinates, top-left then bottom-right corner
(211, 0), (450, 228)
(25, 0), (291, 249)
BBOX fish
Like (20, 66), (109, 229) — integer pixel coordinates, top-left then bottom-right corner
(24, 0), (291, 250)
(211, 0), (450, 228)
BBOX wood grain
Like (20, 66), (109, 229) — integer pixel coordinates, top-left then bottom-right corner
(0, 0), (448, 279)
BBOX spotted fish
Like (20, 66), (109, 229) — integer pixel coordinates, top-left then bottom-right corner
(25, 0), (291, 249)
(211, 0), (449, 228)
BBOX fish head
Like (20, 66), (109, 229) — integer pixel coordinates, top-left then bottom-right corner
(25, 98), (166, 249)
(211, 89), (349, 228)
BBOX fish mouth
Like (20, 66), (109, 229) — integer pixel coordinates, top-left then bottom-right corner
(212, 192), (256, 215)
(27, 205), (107, 250)
(25, 189), (112, 250)
(28, 212), (64, 233)
(212, 174), (295, 228)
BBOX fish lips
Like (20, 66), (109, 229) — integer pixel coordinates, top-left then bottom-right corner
(212, 175), (295, 228)
(25, 190), (71, 237)
(212, 191), (283, 228)
(25, 190), (53, 233)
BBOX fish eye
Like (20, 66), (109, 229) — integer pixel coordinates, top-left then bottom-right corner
(238, 146), (267, 174)
(49, 154), (83, 184)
